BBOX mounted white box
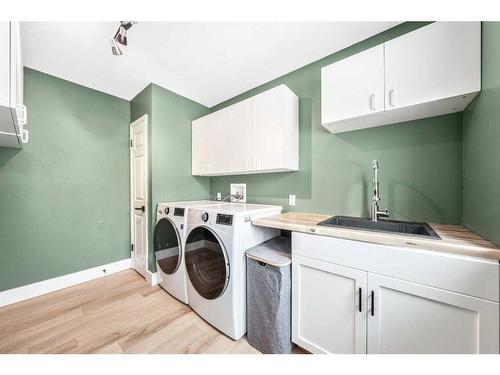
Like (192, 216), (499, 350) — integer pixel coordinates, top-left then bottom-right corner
(192, 84), (299, 176)
(321, 22), (481, 134)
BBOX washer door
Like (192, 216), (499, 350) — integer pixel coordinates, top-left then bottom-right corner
(154, 217), (181, 275)
(185, 226), (229, 300)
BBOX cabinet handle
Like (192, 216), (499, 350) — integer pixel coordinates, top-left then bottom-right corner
(389, 89), (396, 107)
(253, 159), (257, 169)
(370, 95), (376, 111)
(17, 104), (27, 125)
(358, 287), (362, 312)
(371, 290), (375, 316)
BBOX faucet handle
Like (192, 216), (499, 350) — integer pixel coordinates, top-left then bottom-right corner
(372, 159), (379, 169)
(379, 209), (389, 217)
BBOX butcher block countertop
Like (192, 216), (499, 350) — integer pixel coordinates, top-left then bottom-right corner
(252, 212), (500, 261)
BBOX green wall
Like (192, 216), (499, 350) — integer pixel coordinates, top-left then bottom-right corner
(131, 84), (210, 271)
(0, 68), (131, 291)
(463, 22), (500, 245)
(210, 22), (464, 224)
(4, 21), (496, 293)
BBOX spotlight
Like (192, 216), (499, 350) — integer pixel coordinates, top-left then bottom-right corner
(110, 38), (123, 56)
(111, 21), (137, 56)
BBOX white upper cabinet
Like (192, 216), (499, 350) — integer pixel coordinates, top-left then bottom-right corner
(321, 45), (385, 124)
(1, 21), (26, 148)
(384, 22), (481, 111)
(192, 84), (299, 176)
(321, 22), (481, 134)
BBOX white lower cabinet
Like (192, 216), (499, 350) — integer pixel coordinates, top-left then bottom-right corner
(292, 256), (367, 354)
(291, 233), (500, 354)
(367, 274), (499, 354)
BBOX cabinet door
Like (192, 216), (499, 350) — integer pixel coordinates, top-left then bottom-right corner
(252, 86), (285, 171)
(292, 255), (367, 354)
(210, 99), (252, 175)
(384, 22), (481, 111)
(12, 21), (23, 107)
(9, 22), (18, 108)
(192, 116), (211, 175)
(0, 22), (10, 107)
(367, 273), (499, 354)
(321, 44), (384, 124)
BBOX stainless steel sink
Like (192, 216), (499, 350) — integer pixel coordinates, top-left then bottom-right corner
(317, 216), (441, 239)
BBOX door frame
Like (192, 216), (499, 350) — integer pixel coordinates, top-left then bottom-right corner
(130, 114), (149, 278)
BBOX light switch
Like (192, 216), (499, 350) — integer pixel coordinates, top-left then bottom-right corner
(216, 192), (221, 201)
(289, 194), (296, 206)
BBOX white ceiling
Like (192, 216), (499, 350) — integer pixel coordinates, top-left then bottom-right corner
(21, 22), (399, 107)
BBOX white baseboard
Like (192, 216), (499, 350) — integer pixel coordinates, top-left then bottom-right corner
(0, 258), (132, 308)
(146, 270), (159, 286)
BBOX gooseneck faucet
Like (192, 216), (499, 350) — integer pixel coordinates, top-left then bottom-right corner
(371, 160), (389, 222)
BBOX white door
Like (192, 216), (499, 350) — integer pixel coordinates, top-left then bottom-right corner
(321, 44), (385, 124)
(130, 115), (148, 277)
(384, 22), (481, 111)
(367, 273), (499, 354)
(292, 255), (367, 354)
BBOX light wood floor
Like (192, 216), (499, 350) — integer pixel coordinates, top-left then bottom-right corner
(0, 270), (261, 354)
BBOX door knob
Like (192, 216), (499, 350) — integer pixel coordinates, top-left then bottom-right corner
(134, 205), (145, 212)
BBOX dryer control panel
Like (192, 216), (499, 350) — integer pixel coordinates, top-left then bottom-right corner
(216, 214), (233, 226)
(174, 207), (185, 217)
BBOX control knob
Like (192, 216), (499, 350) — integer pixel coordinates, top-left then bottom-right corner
(201, 212), (209, 222)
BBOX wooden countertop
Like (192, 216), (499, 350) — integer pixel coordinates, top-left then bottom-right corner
(252, 212), (500, 261)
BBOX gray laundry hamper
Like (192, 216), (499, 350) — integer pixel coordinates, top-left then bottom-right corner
(246, 236), (293, 354)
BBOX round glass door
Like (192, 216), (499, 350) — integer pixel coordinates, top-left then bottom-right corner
(154, 218), (181, 274)
(185, 226), (229, 300)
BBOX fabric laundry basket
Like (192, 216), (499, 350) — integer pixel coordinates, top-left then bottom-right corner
(246, 236), (293, 354)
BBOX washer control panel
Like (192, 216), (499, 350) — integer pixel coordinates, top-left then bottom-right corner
(216, 214), (233, 226)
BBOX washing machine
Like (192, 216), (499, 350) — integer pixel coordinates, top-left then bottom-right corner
(153, 200), (217, 304)
(184, 203), (282, 340)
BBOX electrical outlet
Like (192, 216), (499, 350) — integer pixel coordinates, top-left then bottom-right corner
(216, 192), (221, 201)
(289, 194), (296, 206)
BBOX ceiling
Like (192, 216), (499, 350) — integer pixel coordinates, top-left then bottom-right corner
(21, 22), (399, 107)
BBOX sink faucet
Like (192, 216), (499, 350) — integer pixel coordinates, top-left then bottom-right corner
(371, 159), (389, 222)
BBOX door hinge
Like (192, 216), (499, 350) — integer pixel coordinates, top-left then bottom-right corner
(130, 139), (133, 147)
(130, 244), (134, 252)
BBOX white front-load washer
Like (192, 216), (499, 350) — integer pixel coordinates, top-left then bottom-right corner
(154, 200), (217, 304)
(184, 203), (282, 340)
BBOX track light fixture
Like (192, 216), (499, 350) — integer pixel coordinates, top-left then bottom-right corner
(111, 21), (137, 56)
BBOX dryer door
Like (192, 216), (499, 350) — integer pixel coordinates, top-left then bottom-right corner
(154, 217), (181, 274)
(185, 226), (229, 300)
